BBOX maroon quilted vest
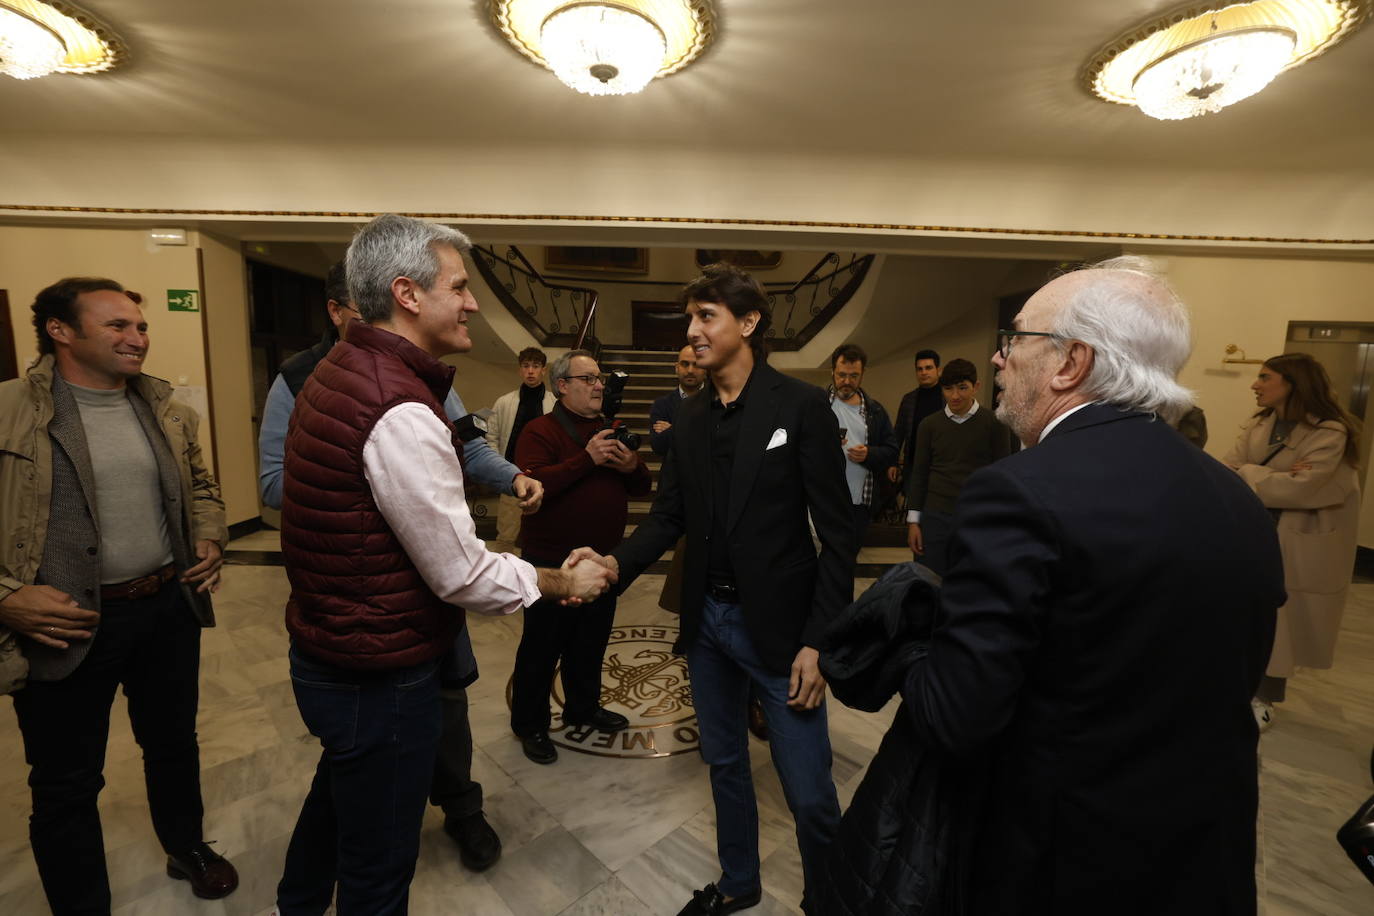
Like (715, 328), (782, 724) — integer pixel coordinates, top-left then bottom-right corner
(281, 322), (465, 670)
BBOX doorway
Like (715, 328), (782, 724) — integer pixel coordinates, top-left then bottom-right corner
(631, 300), (688, 350)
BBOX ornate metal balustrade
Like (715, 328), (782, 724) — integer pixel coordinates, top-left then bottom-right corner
(470, 244), (600, 349)
(762, 253), (874, 351)
(472, 245), (874, 354)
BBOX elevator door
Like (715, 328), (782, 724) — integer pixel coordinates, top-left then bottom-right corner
(1285, 323), (1374, 548)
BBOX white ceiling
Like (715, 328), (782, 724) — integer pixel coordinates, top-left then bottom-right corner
(3, 0), (1371, 171)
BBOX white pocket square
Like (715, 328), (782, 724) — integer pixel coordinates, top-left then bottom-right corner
(766, 428), (788, 450)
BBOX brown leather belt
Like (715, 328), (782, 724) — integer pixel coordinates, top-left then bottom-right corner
(101, 563), (177, 603)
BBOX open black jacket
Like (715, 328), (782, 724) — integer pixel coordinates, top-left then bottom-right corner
(612, 362), (856, 674)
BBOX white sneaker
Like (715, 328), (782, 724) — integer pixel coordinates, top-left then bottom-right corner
(1252, 699), (1274, 733)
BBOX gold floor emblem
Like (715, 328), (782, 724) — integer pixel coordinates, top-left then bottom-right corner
(511, 625), (700, 759)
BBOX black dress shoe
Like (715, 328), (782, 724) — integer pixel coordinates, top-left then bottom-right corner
(166, 842), (239, 899)
(676, 883), (762, 915)
(444, 812), (502, 871)
(521, 731), (558, 764)
(563, 708), (629, 732)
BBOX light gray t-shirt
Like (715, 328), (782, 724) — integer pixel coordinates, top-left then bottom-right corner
(67, 382), (176, 584)
(831, 397), (869, 505)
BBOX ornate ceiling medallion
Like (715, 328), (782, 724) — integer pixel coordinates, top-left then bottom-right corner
(1083, 0), (1367, 119)
(490, 0), (716, 96)
(0, 0), (126, 79)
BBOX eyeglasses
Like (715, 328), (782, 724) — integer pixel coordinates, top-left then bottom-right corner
(996, 329), (1063, 360)
(563, 373), (607, 386)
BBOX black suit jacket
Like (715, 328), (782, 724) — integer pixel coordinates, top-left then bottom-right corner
(648, 389), (683, 456)
(613, 363), (856, 674)
(904, 403), (1283, 915)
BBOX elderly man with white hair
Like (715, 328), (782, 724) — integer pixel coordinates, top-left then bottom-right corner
(890, 258), (1284, 915)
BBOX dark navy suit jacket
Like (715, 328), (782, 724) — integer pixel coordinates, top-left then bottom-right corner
(905, 403), (1283, 915)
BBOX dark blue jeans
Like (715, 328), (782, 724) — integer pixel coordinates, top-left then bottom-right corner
(687, 596), (840, 905)
(276, 647), (441, 916)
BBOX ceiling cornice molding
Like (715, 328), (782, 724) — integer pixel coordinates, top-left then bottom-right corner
(1, 203), (1371, 247)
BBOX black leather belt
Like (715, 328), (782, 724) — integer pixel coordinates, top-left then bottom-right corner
(101, 563), (176, 603)
(706, 581), (739, 602)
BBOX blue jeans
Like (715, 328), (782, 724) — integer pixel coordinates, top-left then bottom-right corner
(687, 596), (840, 905)
(276, 647), (441, 916)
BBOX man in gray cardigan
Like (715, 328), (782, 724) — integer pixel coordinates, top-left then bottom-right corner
(0, 278), (236, 912)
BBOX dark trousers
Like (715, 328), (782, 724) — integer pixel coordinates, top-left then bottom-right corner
(688, 595), (840, 907)
(430, 685), (482, 819)
(13, 582), (204, 916)
(918, 509), (954, 577)
(510, 589), (616, 736)
(277, 647), (441, 916)
(850, 503), (871, 555)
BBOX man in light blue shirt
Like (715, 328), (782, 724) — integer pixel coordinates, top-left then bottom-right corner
(257, 261), (542, 872)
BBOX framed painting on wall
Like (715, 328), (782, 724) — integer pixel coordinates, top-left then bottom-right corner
(544, 246), (648, 275)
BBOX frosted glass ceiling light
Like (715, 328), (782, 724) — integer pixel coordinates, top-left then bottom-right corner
(1133, 26), (1296, 119)
(0, 5), (64, 79)
(0, 0), (127, 80)
(491, 0), (716, 96)
(541, 4), (666, 95)
(1084, 0), (1367, 120)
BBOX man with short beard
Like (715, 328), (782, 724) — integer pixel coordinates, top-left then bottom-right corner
(649, 343), (705, 456)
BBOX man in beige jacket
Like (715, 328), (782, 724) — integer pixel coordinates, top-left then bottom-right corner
(0, 277), (235, 911)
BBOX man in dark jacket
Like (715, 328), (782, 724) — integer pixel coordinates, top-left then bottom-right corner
(649, 343), (705, 456)
(828, 343), (898, 550)
(888, 348), (943, 487)
(904, 258), (1283, 914)
(571, 264), (855, 916)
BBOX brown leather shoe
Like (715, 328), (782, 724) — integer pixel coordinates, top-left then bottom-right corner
(167, 842), (239, 899)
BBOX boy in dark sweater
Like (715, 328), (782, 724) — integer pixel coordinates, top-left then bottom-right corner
(906, 358), (1012, 575)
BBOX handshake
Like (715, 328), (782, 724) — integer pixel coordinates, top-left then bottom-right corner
(539, 548), (622, 606)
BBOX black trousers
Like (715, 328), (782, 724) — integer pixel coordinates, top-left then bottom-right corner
(13, 581), (204, 916)
(509, 590), (616, 737)
(430, 685), (482, 818)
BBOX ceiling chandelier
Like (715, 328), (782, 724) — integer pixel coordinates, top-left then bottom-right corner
(1083, 0), (1368, 120)
(0, 0), (125, 80)
(490, 0), (716, 96)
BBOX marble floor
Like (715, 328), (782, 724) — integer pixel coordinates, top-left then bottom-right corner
(0, 538), (1371, 915)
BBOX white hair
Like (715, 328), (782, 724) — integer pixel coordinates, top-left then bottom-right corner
(345, 214), (471, 322)
(1050, 256), (1194, 421)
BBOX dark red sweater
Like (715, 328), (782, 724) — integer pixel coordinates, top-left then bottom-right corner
(515, 406), (652, 562)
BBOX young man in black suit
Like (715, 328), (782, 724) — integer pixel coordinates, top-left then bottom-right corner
(571, 264), (855, 916)
(901, 257), (1283, 914)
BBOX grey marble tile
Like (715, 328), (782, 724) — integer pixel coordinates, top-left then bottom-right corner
(485, 826), (610, 914)
(558, 876), (655, 915)
(615, 827), (721, 916)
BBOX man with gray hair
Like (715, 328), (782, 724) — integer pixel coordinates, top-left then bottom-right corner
(275, 214), (613, 914)
(860, 258), (1284, 914)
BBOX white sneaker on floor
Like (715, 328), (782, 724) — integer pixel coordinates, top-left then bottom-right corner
(1252, 699), (1274, 733)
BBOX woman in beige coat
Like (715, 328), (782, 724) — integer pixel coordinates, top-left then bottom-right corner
(1225, 352), (1362, 731)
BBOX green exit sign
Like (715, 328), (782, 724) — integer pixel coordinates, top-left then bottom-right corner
(167, 289), (200, 312)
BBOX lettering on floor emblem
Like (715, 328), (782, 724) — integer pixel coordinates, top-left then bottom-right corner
(509, 625), (699, 758)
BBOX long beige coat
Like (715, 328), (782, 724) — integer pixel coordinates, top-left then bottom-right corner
(1225, 414), (1361, 677)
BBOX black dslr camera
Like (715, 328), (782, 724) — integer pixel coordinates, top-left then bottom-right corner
(600, 370), (642, 451)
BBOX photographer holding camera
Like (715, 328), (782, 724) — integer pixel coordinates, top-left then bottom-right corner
(509, 350), (652, 764)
